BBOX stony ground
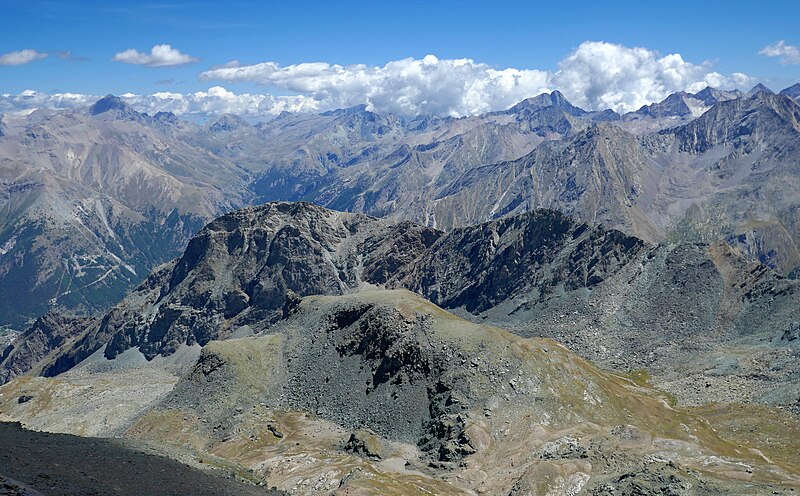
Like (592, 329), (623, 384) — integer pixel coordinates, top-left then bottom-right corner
(0, 422), (285, 495)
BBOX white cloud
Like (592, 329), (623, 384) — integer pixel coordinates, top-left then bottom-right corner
(0, 49), (48, 66)
(199, 42), (753, 115)
(0, 87), (316, 118)
(551, 41), (755, 113)
(124, 86), (319, 116)
(113, 44), (198, 67)
(1, 42), (759, 118)
(759, 40), (800, 65)
(0, 90), (97, 115)
(200, 55), (551, 117)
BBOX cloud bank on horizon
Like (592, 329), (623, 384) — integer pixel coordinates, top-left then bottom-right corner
(0, 40), (789, 119)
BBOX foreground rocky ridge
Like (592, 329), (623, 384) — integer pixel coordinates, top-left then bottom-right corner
(3, 290), (799, 494)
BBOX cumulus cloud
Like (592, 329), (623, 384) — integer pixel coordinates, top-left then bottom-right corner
(200, 55), (550, 117)
(0, 49), (48, 66)
(2, 42), (759, 118)
(198, 42), (753, 115)
(759, 40), (800, 65)
(0, 90), (97, 115)
(552, 41), (755, 113)
(123, 86), (319, 116)
(113, 44), (198, 67)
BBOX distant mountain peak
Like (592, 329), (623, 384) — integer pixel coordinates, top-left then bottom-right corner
(206, 113), (251, 133)
(509, 91), (586, 116)
(320, 104), (371, 117)
(692, 86), (744, 106)
(153, 111), (179, 124)
(89, 94), (132, 115)
(632, 91), (695, 118)
(747, 83), (774, 96)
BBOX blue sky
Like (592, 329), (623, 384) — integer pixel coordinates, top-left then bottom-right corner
(1, 0), (799, 117)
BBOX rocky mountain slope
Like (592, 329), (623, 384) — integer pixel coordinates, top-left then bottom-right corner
(393, 210), (800, 410)
(0, 96), (254, 328)
(782, 83), (800, 101)
(3, 289), (799, 494)
(0, 90), (602, 329)
(408, 91), (800, 273)
(0, 201), (798, 493)
(10, 202), (795, 416)
(0, 312), (92, 384)
(231, 87), (800, 276)
(31, 202), (440, 376)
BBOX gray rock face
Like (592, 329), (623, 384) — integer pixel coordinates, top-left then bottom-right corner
(396, 209), (646, 313)
(781, 83), (800, 101)
(0, 312), (92, 384)
(39, 202), (440, 374)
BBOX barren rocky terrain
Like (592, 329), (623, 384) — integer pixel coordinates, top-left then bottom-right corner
(1, 201), (799, 494)
(2, 289), (799, 494)
(0, 421), (285, 495)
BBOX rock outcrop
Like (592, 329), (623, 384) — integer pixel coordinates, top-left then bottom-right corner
(0, 313), (92, 384)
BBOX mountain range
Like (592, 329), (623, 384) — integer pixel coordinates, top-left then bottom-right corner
(2, 83), (799, 330)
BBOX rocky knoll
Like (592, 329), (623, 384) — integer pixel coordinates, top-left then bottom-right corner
(5, 290), (795, 494)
